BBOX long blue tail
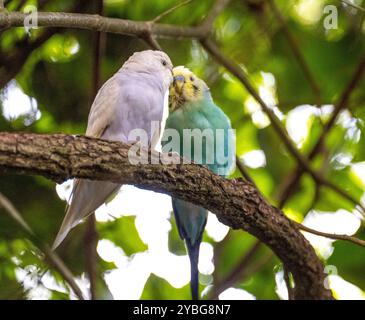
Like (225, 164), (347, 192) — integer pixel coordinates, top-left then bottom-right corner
(171, 198), (207, 300)
(186, 239), (200, 300)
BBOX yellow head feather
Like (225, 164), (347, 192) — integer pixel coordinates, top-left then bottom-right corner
(169, 66), (208, 111)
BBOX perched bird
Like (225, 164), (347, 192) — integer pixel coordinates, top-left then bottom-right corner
(53, 50), (173, 249)
(163, 66), (235, 299)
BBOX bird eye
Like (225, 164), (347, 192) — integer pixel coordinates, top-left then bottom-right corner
(190, 76), (194, 82)
(161, 60), (167, 66)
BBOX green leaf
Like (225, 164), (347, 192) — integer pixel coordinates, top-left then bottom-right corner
(98, 217), (147, 256)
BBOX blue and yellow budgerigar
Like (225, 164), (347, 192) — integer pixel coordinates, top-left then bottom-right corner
(163, 66), (235, 299)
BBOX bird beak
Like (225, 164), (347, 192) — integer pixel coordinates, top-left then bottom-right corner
(173, 75), (185, 94)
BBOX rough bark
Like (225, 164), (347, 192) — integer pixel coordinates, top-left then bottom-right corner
(0, 132), (333, 300)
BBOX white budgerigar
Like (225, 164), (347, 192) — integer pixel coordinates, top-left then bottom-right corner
(53, 50), (173, 249)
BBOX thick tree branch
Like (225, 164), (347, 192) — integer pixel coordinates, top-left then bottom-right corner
(0, 132), (333, 300)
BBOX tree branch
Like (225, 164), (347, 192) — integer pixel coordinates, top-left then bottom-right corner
(0, 192), (85, 300)
(340, 0), (365, 12)
(278, 53), (365, 208)
(296, 222), (365, 248)
(208, 240), (263, 299)
(200, 0), (231, 31)
(0, 0), (232, 40)
(0, 29), (56, 89)
(0, 1), (90, 89)
(200, 38), (365, 214)
(0, 132), (333, 300)
(235, 155), (257, 187)
(0, 11), (208, 39)
(267, 0), (322, 105)
(84, 216), (98, 299)
(152, 0), (194, 23)
(200, 38), (318, 173)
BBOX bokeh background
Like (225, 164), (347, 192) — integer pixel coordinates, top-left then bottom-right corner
(1, 0), (365, 300)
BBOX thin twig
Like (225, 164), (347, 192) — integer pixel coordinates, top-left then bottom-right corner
(0, 192), (85, 300)
(267, 0), (321, 105)
(295, 221), (365, 247)
(236, 155), (257, 187)
(14, 0), (28, 11)
(152, 0), (194, 22)
(84, 216), (98, 300)
(0, 192), (33, 234)
(341, 0), (365, 12)
(208, 245), (274, 299)
(209, 240), (262, 299)
(201, 0), (231, 30)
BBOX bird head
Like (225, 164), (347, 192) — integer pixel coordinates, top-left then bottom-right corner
(123, 50), (173, 90)
(169, 66), (209, 111)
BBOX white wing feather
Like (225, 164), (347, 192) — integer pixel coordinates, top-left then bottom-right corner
(53, 70), (169, 249)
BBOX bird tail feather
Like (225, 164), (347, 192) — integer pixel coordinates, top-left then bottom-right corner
(171, 198), (207, 300)
(52, 180), (120, 250)
(186, 239), (200, 300)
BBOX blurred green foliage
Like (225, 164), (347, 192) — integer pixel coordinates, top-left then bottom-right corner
(0, 0), (365, 300)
